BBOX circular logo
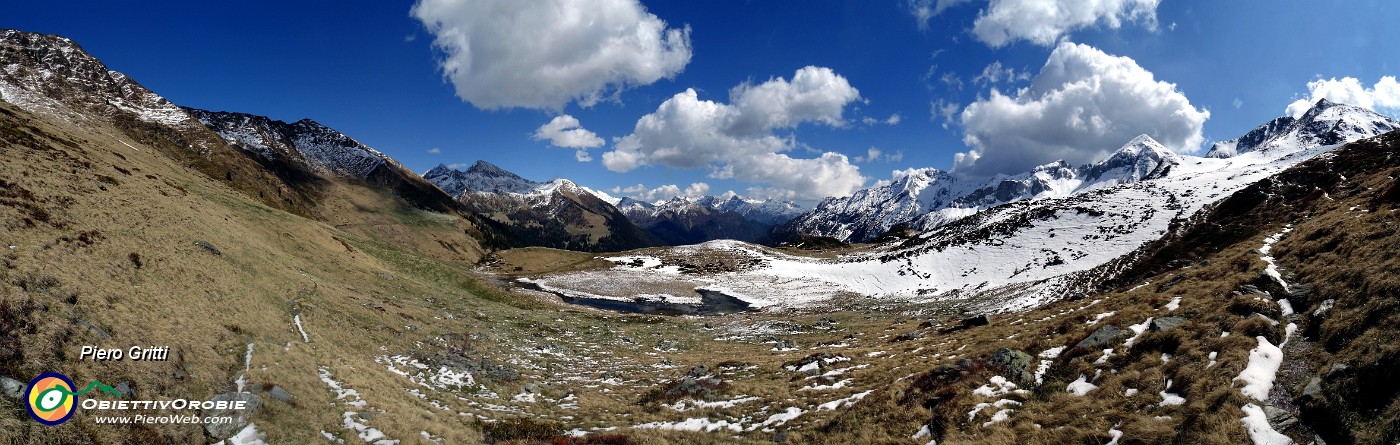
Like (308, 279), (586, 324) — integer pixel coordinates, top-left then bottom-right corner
(25, 372), (77, 426)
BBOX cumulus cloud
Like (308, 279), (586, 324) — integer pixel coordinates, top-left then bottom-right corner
(533, 115), (604, 148)
(973, 0), (1159, 47)
(613, 182), (711, 202)
(1285, 76), (1400, 118)
(411, 0), (692, 110)
(955, 42), (1209, 176)
(910, 0), (1159, 48)
(532, 115), (604, 162)
(602, 66), (867, 200)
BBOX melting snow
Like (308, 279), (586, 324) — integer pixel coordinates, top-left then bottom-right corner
(1241, 403), (1293, 445)
(1234, 337), (1284, 402)
(1066, 375), (1098, 396)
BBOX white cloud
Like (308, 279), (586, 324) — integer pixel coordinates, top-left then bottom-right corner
(956, 42), (1208, 176)
(972, 61), (1030, 86)
(1285, 76), (1400, 118)
(908, 0), (977, 29)
(532, 115), (604, 148)
(616, 182), (710, 202)
(445, 163), (468, 170)
(932, 99), (961, 129)
(861, 113), (902, 126)
(1233, 97), (1243, 110)
(602, 66), (867, 200)
(574, 149), (593, 162)
(854, 147), (905, 163)
(970, 0), (1160, 48)
(411, 0), (692, 110)
(427, 147), (442, 154)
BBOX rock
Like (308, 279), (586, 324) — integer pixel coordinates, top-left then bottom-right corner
(377, 272), (394, 281)
(1, 376), (24, 399)
(1325, 364), (1348, 379)
(265, 385), (292, 403)
(1156, 274), (1185, 292)
(1302, 377), (1323, 399)
(202, 392), (261, 440)
(1236, 284), (1267, 296)
(961, 314), (991, 328)
(1072, 325), (1125, 354)
(655, 339), (678, 351)
(686, 365), (710, 378)
(114, 381), (136, 398)
(1264, 405), (1298, 431)
(990, 348), (1035, 386)
(523, 383), (543, 394)
(1149, 316), (1187, 332)
(891, 330), (925, 342)
(193, 241), (222, 255)
(74, 319), (112, 339)
(916, 319), (939, 329)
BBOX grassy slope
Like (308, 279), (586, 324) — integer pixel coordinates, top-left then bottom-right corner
(2, 90), (1396, 445)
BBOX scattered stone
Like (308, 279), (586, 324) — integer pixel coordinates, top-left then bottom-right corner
(686, 365), (710, 378)
(114, 381), (136, 398)
(377, 272), (394, 281)
(193, 241), (221, 255)
(1264, 405), (1299, 431)
(1, 377), (24, 399)
(1149, 317), (1188, 332)
(962, 314), (991, 327)
(265, 385), (292, 403)
(917, 319), (940, 329)
(1301, 377), (1323, 400)
(1156, 274), (1185, 292)
(74, 319), (112, 339)
(202, 392), (261, 440)
(655, 339), (679, 351)
(1072, 325), (1126, 355)
(1325, 364), (1348, 379)
(891, 330), (925, 342)
(1236, 284), (1267, 296)
(990, 348), (1035, 386)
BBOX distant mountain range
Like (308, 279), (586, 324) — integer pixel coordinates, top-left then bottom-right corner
(779, 100), (1399, 243)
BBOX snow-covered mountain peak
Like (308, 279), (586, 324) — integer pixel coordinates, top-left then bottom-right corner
(1207, 98), (1399, 158)
(423, 161), (543, 196)
(1081, 134), (1181, 185)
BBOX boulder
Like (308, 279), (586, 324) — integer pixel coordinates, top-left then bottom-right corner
(1, 376), (24, 399)
(265, 385), (292, 403)
(202, 392), (261, 440)
(1072, 325), (1126, 354)
(990, 348), (1035, 386)
(1149, 316), (1188, 332)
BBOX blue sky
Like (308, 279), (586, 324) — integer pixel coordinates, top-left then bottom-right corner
(3, 1), (1398, 204)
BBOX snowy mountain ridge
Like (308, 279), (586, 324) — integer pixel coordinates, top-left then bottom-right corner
(186, 109), (394, 179)
(1206, 98), (1400, 158)
(530, 100), (1399, 312)
(784, 134), (1184, 243)
(0, 29), (199, 131)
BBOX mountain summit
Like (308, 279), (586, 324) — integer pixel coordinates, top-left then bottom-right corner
(1206, 98), (1400, 158)
(424, 162), (660, 251)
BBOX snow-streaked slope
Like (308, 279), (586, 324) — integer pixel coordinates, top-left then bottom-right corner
(0, 29), (197, 128)
(530, 101), (1393, 312)
(784, 135), (1181, 243)
(187, 109), (391, 179)
(533, 144), (1330, 311)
